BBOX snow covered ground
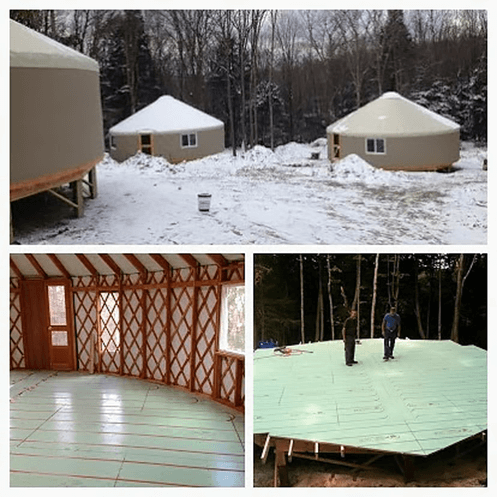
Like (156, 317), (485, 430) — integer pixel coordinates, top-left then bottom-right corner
(12, 139), (487, 245)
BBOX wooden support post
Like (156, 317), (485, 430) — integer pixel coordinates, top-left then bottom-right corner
(261, 434), (271, 463)
(402, 455), (415, 483)
(10, 204), (14, 244)
(274, 441), (289, 487)
(74, 179), (84, 217)
(288, 439), (294, 463)
(88, 167), (98, 198)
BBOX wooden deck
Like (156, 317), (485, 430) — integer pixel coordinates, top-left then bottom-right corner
(254, 339), (486, 457)
(10, 371), (244, 487)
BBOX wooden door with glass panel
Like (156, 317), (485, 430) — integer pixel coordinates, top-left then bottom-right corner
(46, 280), (76, 371)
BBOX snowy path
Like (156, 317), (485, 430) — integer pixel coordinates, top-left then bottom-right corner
(13, 141), (487, 246)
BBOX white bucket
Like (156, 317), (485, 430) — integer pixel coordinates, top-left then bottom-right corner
(198, 193), (212, 212)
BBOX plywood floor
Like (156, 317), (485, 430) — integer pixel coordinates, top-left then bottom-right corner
(10, 371), (244, 487)
(254, 339), (486, 456)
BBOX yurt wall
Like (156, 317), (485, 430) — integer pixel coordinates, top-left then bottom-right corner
(10, 254), (245, 411)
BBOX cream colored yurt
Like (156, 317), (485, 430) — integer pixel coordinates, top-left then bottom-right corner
(327, 92), (460, 171)
(109, 96), (225, 163)
(10, 20), (104, 203)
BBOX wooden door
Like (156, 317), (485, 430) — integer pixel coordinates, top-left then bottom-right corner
(20, 280), (50, 369)
(46, 280), (76, 371)
(20, 279), (76, 371)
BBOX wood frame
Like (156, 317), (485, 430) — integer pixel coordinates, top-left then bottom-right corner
(10, 254), (245, 412)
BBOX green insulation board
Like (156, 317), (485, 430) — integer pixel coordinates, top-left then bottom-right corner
(254, 339), (486, 456)
(10, 371), (244, 487)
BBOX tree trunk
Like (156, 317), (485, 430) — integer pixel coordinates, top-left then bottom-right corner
(269, 11), (277, 151)
(414, 257), (426, 338)
(438, 265), (442, 340)
(351, 254), (361, 338)
(300, 254), (305, 343)
(370, 254), (379, 338)
(451, 254), (464, 343)
(451, 254), (477, 343)
(327, 255), (335, 340)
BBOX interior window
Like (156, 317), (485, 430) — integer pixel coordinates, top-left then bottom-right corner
(219, 284), (245, 355)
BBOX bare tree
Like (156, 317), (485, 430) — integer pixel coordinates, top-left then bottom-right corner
(451, 254), (477, 343)
(334, 10), (372, 108)
(326, 255), (335, 340)
(413, 257), (426, 338)
(370, 254), (379, 338)
(299, 254), (305, 343)
(213, 10), (237, 156)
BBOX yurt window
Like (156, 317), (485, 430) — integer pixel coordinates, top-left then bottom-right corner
(366, 138), (386, 154)
(219, 284), (245, 354)
(181, 133), (197, 149)
(140, 134), (153, 155)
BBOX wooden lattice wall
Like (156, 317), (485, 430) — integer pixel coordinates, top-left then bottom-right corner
(10, 260), (245, 411)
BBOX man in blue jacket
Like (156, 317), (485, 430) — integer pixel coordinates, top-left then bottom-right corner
(382, 306), (401, 360)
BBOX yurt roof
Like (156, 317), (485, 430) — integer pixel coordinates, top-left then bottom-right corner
(109, 96), (224, 135)
(10, 19), (99, 72)
(10, 253), (244, 279)
(327, 92), (459, 137)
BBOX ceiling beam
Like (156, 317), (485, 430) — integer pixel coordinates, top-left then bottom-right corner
(98, 254), (123, 275)
(76, 254), (98, 277)
(124, 254), (148, 274)
(47, 254), (71, 279)
(149, 254), (171, 273)
(206, 254), (229, 267)
(179, 254), (198, 268)
(25, 254), (48, 279)
(10, 257), (23, 280)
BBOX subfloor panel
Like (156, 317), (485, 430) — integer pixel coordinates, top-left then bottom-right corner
(10, 371), (244, 487)
(254, 339), (486, 456)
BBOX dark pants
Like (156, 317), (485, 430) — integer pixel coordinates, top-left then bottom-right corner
(345, 335), (355, 364)
(384, 330), (397, 358)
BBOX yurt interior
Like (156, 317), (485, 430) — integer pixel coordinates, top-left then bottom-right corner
(10, 253), (245, 487)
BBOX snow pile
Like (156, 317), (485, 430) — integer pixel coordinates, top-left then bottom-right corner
(13, 141), (487, 245)
(331, 154), (410, 185)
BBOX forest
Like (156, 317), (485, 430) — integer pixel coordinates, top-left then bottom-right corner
(254, 254), (487, 350)
(10, 9), (487, 151)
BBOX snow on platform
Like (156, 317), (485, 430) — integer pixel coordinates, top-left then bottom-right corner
(254, 339), (487, 457)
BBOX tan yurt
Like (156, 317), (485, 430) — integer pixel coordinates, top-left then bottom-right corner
(109, 96), (225, 163)
(10, 20), (104, 208)
(327, 92), (460, 171)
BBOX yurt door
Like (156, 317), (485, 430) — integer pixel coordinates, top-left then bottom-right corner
(46, 280), (76, 371)
(20, 280), (51, 369)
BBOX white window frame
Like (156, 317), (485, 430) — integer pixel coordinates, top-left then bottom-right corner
(365, 137), (386, 155)
(219, 283), (245, 355)
(180, 132), (198, 149)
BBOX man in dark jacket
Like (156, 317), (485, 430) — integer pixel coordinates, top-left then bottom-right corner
(382, 306), (401, 360)
(342, 309), (358, 366)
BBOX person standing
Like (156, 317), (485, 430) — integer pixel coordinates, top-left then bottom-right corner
(342, 309), (358, 366)
(382, 306), (401, 360)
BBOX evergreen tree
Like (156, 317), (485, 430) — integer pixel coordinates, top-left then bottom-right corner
(381, 10), (413, 94)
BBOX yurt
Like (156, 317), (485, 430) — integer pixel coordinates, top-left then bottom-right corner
(327, 92), (460, 171)
(10, 252), (245, 487)
(10, 20), (104, 206)
(109, 96), (225, 163)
